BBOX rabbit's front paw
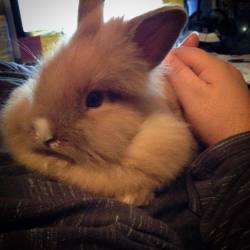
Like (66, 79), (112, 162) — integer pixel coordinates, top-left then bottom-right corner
(118, 191), (154, 206)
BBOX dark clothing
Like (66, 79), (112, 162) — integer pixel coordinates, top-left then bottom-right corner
(0, 61), (250, 249)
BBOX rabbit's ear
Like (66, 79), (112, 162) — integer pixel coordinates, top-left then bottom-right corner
(77, 0), (104, 34)
(127, 6), (187, 69)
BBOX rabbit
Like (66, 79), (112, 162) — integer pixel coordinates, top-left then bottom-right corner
(0, 0), (196, 206)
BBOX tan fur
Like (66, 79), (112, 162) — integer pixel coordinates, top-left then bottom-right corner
(0, 3), (196, 205)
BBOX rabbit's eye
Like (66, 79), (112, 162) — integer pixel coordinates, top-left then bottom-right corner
(86, 91), (104, 108)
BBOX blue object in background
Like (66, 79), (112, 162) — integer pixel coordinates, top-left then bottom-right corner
(186, 0), (198, 16)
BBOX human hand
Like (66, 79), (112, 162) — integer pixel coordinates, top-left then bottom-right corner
(165, 37), (250, 145)
(179, 32), (199, 48)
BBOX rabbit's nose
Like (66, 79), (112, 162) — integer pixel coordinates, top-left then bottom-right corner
(32, 118), (56, 147)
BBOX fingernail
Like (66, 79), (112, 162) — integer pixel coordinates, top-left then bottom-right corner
(192, 31), (200, 38)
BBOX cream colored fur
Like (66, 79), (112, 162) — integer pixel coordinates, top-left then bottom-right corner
(0, 3), (196, 205)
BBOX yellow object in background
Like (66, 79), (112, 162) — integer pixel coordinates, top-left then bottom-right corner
(163, 0), (184, 7)
(18, 32), (64, 63)
(40, 32), (63, 58)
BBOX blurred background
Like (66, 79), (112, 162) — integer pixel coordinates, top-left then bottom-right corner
(0, 0), (249, 83)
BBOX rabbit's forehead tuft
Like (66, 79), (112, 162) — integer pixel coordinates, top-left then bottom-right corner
(39, 19), (149, 96)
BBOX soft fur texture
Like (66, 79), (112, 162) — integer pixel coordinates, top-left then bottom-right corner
(0, 1), (196, 205)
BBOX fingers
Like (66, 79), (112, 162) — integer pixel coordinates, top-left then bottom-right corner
(180, 32), (199, 47)
(164, 52), (206, 104)
(171, 46), (221, 77)
(172, 47), (247, 88)
(164, 33), (202, 98)
(164, 35), (250, 146)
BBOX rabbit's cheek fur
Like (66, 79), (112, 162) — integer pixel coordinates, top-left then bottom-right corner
(27, 101), (146, 167)
(77, 103), (146, 163)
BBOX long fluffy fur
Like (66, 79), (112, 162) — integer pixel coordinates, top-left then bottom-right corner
(0, 10), (196, 205)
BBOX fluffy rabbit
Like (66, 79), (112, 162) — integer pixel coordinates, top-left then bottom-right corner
(0, 0), (196, 205)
